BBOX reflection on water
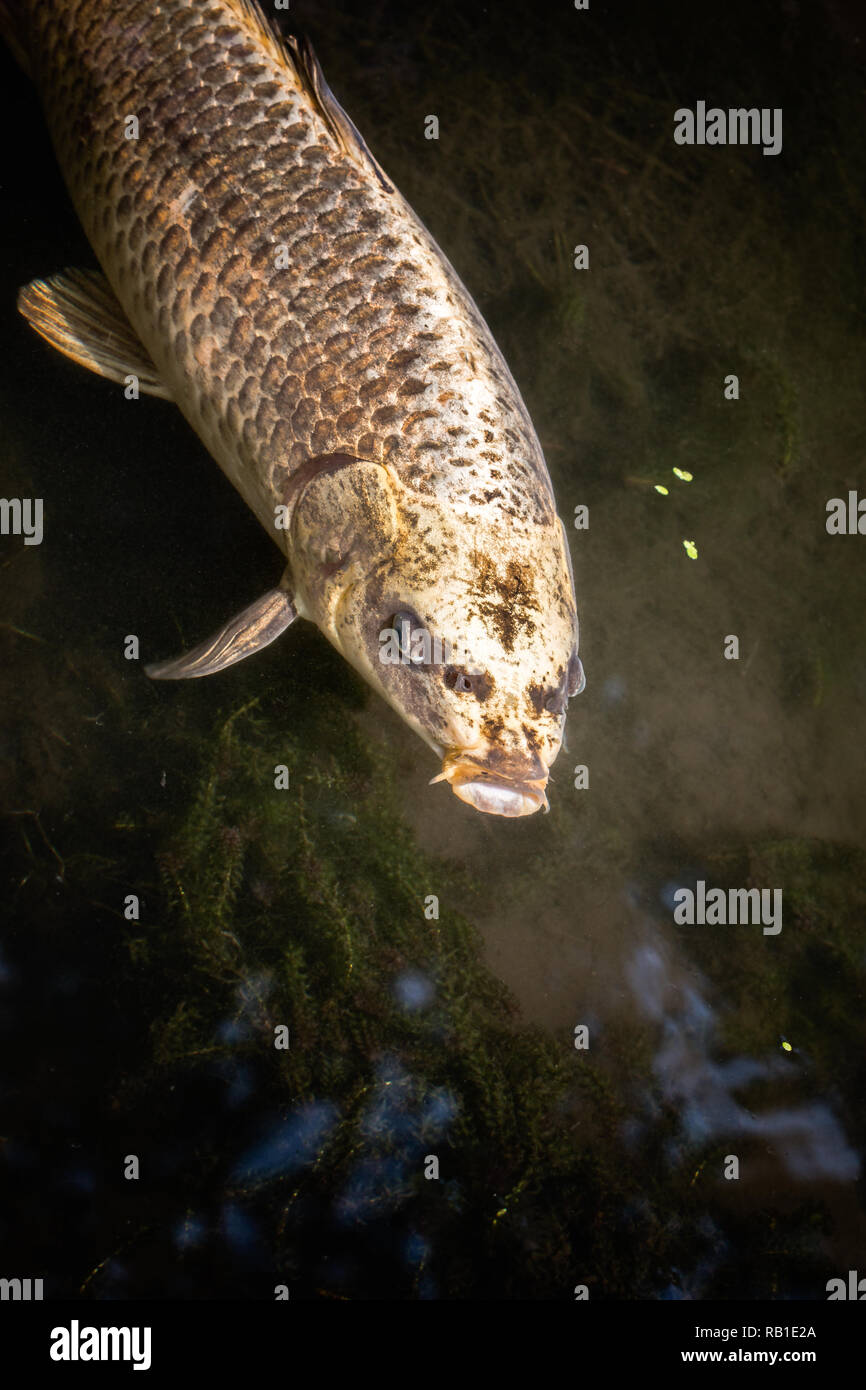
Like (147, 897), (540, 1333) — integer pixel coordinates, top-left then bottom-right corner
(1, 0), (865, 1299)
(626, 942), (859, 1183)
(233, 1103), (340, 1185)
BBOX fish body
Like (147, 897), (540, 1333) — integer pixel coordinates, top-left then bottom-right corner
(8, 0), (584, 816)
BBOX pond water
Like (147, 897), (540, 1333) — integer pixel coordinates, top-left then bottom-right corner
(0, 0), (863, 1300)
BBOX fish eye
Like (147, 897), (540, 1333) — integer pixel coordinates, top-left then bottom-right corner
(444, 666), (473, 694)
(567, 654), (586, 697)
(388, 610), (428, 664)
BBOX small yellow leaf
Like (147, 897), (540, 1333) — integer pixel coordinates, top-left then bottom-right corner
(673, 468), (694, 482)
(654, 484), (669, 495)
(683, 539), (698, 560)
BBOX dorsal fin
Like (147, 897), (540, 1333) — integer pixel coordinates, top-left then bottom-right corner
(224, 0), (293, 68)
(284, 33), (394, 194)
(225, 1), (393, 193)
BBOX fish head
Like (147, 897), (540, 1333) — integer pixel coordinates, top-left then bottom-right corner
(418, 506), (583, 818)
(289, 457), (584, 817)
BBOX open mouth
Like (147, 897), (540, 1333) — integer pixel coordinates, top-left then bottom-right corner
(430, 754), (550, 818)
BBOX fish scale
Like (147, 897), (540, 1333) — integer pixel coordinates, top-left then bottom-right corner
(8, 0), (584, 817)
(24, 0), (552, 536)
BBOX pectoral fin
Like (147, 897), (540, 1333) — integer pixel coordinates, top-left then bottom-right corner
(146, 576), (297, 680)
(18, 268), (171, 398)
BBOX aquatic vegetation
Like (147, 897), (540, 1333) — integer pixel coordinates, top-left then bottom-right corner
(113, 684), (865, 1295)
(142, 693), (615, 1294)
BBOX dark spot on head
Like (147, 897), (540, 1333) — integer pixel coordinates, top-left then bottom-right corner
(471, 555), (538, 653)
(481, 714), (505, 743)
(527, 682), (546, 716)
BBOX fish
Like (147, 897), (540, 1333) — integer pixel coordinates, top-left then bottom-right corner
(4, 0), (585, 817)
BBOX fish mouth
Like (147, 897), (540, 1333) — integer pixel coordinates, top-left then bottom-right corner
(430, 752), (550, 818)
